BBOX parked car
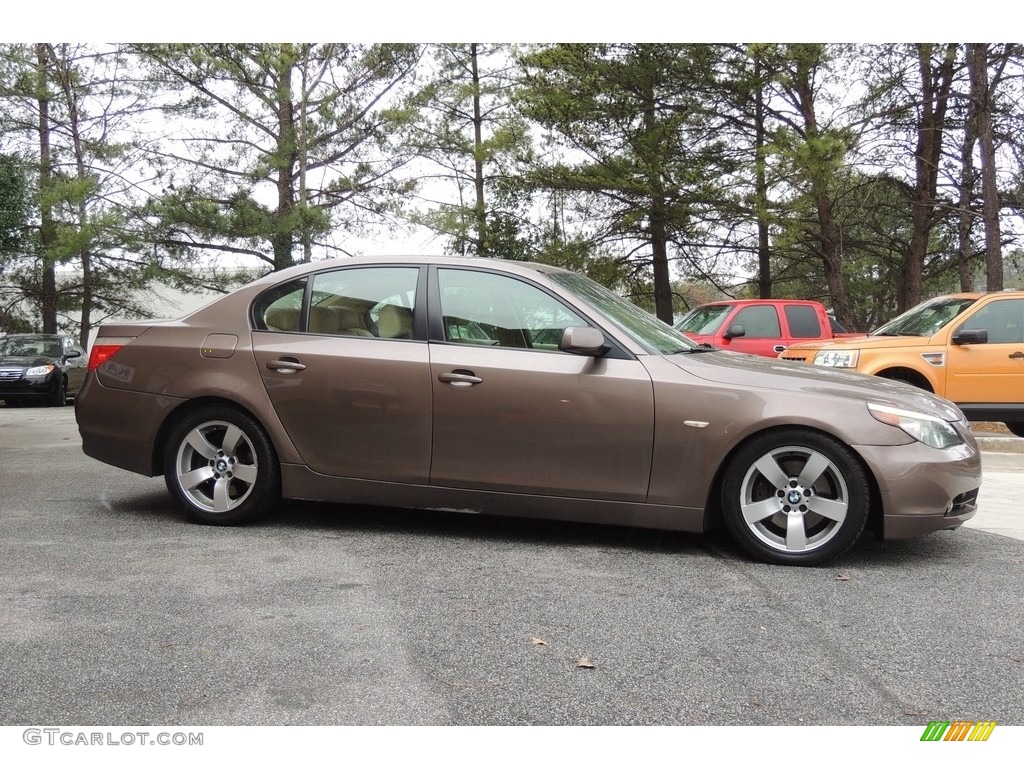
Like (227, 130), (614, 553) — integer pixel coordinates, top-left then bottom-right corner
(675, 298), (863, 358)
(0, 333), (87, 406)
(780, 291), (1024, 437)
(75, 257), (980, 566)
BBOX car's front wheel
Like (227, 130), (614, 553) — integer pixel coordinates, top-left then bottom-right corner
(163, 406), (280, 525)
(47, 376), (66, 407)
(720, 429), (870, 566)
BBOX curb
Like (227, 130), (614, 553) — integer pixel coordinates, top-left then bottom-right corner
(973, 435), (1024, 455)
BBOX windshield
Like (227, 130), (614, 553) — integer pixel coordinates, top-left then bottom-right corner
(675, 304), (731, 334)
(871, 297), (978, 337)
(548, 272), (694, 354)
(0, 336), (59, 357)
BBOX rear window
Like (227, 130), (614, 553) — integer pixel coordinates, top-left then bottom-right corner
(785, 305), (822, 338)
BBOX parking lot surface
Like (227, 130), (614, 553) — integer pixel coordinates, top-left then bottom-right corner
(1, 407), (1022, 726)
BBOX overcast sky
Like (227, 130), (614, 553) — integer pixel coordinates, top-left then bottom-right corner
(4, 2), (1005, 45)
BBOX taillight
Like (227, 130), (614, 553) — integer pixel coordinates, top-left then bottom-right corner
(88, 337), (134, 371)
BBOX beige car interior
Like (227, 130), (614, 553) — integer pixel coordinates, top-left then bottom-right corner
(264, 303), (413, 339)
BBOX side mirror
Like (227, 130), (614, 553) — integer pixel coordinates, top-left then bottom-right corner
(723, 323), (746, 340)
(559, 327), (609, 357)
(952, 328), (988, 345)
(65, 350), (82, 360)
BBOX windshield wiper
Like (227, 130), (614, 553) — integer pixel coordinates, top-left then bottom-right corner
(675, 343), (719, 354)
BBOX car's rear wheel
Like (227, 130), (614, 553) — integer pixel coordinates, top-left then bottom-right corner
(164, 406), (280, 525)
(720, 429), (870, 566)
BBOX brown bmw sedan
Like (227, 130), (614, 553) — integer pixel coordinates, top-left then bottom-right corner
(75, 257), (981, 565)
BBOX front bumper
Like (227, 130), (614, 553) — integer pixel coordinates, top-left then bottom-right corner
(854, 439), (981, 539)
(0, 374), (60, 401)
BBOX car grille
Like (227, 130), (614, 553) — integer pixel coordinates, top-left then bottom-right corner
(947, 488), (979, 517)
(778, 351), (815, 362)
(0, 368), (24, 381)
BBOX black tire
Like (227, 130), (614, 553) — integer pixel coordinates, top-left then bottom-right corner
(163, 405), (280, 525)
(1005, 422), (1024, 438)
(47, 376), (67, 407)
(720, 429), (870, 566)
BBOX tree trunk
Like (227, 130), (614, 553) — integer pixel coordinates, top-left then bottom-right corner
(298, 47), (312, 264)
(470, 44), (488, 257)
(792, 53), (853, 329)
(53, 46), (94, 347)
(904, 44), (956, 311)
(957, 80), (979, 292)
(650, 193), (673, 323)
(968, 43), (1003, 291)
(36, 43), (58, 334)
(754, 59), (771, 299)
(273, 50), (296, 271)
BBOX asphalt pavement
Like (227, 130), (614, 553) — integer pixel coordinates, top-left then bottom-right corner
(1, 407), (1022, 729)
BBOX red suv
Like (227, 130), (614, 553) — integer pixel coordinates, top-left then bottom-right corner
(675, 299), (854, 358)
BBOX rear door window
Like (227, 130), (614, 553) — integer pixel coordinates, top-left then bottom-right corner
(785, 305), (823, 338)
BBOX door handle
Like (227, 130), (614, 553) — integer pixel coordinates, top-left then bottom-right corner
(266, 358), (306, 374)
(1009, 351), (1024, 360)
(438, 370), (482, 387)
(773, 345), (786, 353)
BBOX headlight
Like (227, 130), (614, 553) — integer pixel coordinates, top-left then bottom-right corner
(814, 349), (859, 367)
(25, 364), (56, 378)
(867, 403), (964, 449)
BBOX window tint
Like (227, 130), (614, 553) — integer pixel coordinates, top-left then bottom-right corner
(785, 305), (822, 338)
(733, 306), (781, 338)
(438, 269), (588, 351)
(252, 268), (419, 338)
(960, 299), (1024, 344)
(253, 279), (306, 332)
(310, 268), (418, 338)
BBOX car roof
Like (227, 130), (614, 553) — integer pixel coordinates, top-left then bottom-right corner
(251, 255), (570, 282)
(699, 298), (824, 307)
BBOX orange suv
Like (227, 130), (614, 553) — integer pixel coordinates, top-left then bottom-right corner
(781, 291), (1024, 437)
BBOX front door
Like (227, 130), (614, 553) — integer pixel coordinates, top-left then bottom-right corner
(428, 267), (654, 501)
(945, 296), (1024, 404)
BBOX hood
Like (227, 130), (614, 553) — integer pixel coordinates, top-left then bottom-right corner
(679, 331), (714, 344)
(788, 334), (932, 352)
(0, 354), (54, 368)
(664, 349), (964, 422)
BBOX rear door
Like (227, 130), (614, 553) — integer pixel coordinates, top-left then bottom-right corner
(251, 265), (432, 482)
(783, 303), (827, 353)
